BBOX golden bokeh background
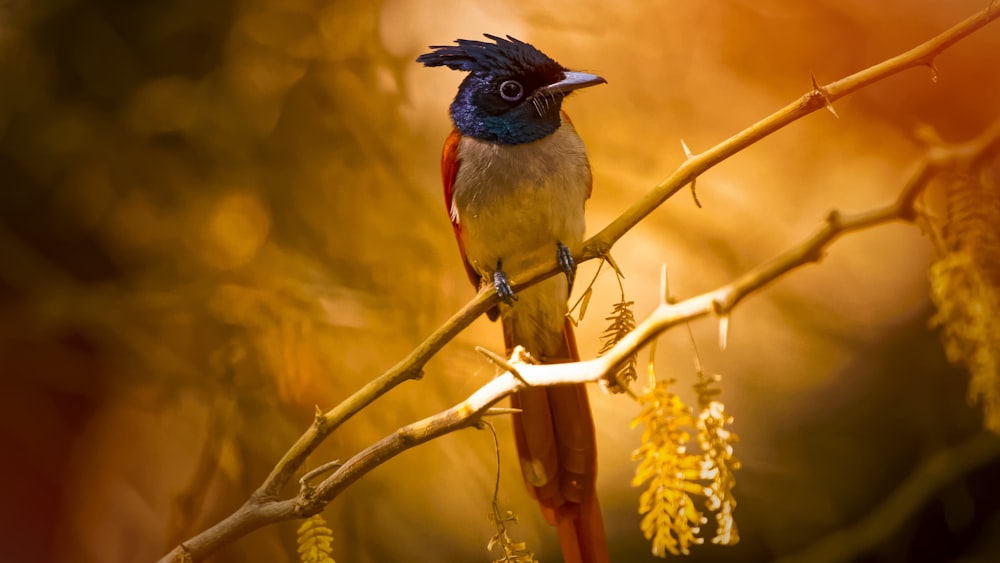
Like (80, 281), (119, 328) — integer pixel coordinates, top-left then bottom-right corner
(2, 0), (999, 561)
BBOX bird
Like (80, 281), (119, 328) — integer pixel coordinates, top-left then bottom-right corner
(417, 34), (608, 563)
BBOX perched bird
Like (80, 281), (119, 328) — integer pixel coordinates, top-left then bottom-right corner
(418, 35), (608, 563)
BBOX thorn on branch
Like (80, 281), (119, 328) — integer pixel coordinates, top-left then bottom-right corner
(926, 60), (940, 83)
(824, 98), (840, 119)
(680, 138), (694, 159)
(476, 345), (529, 384)
(681, 139), (702, 208)
(660, 263), (673, 306)
(718, 314), (730, 351)
(810, 72), (839, 119)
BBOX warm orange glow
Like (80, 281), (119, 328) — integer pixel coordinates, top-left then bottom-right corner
(2, 2), (997, 562)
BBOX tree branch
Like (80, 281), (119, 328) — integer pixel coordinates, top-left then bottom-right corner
(581, 3), (1000, 258)
(157, 6), (1000, 562)
(291, 113), (1000, 543)
(160, 114), (1000, 562)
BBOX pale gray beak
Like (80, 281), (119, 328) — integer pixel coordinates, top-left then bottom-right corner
(538, 71), (607, 96)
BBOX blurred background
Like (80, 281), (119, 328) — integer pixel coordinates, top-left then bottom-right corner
(2, 0), (999, 561)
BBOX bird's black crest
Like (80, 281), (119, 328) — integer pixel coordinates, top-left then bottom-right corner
(417, 34), (564, 76)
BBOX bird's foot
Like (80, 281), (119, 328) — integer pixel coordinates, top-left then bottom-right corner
(556, 242), (576, 286)
(493, 260), (517, 305)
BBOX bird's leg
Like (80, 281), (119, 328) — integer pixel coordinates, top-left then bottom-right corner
(493, 259), (517, 304)
(556, 242), (576, 286)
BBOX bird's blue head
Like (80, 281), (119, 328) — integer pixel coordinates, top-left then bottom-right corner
(417, 34), (605, 145)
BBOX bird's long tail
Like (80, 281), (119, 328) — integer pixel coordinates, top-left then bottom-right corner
(504, 318), (609, 563)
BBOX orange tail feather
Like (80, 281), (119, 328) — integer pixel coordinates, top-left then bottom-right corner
(506, 319), (608, 563)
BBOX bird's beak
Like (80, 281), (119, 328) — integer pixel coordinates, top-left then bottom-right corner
(538, 71), (607, 96)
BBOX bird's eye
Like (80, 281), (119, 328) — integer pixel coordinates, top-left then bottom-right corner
(499, 80), (524, 102)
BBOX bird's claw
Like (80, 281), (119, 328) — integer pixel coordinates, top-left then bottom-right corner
(493, 261), (517, 305)
(556, 242), (576, 286)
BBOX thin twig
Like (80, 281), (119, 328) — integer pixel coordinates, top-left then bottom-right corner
(299, 460), (343, 489)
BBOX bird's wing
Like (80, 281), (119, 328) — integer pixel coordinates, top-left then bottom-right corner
(441, 128), (481, 288)
(561, 110), (592, 200)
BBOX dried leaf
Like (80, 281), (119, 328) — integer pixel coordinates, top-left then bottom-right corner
(487, 508), (538, 563)
(578, 285), (594, 322)
(599, 299), (638, 393)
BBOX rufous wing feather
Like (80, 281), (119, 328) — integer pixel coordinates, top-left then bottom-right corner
(441, 128), (481, 289)
(442, 128), (502, 320)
